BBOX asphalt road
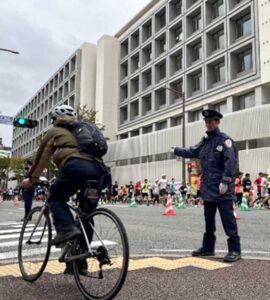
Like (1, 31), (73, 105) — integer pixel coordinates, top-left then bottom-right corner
(0, 200), (270, 300)
(0, 200), (269, 259)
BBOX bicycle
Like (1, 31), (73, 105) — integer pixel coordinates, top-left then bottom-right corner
(18, 180), (129, 300)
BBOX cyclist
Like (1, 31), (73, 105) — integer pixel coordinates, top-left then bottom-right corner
(21, 105), (109, 275)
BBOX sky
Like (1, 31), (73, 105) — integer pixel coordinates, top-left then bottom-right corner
(0, 0), (150, 147)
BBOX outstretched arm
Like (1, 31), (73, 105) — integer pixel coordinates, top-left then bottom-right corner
(173, 138), (205, 159)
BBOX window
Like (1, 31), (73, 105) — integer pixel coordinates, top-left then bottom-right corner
(131, 54), (140, 73)
(171, 116), (182, 127)
(121, 39), (129, 58)
(120, 84), (128, 102)
(170, 80), (183, 104)
(143, 20), (152, 42)
(192, 42), (202, 62)
(192, 13), (202, 33)
(143, 69), (152, 88)
(131, 130), (140, 137)
(142, 44), (152, 65)
(237, 92), (255, 110)
(174, 26), (183, 44)
(212, 29), (224, 51)
(121, 62), (128, 80)
(142, 95), (152, 115)
(192, 72), (202, 92)
(130, 101), (139, 120)
(237, 49), (252, 73)
(236, 14), (251, 38)
(212, 0), (224, 20)
(155, 89), (166, 110)
(170, 0), (182, 21)
(170, 51), (183, 74)
(192, 109), (203, 122)
(213, 101), (227, 114)
(131, 77), (139, 97)
(155, 8), (166, 32)
(120, 106), (128, 124)
(143, 125), (153, 134)
(156, 120), (167, 131)
(156, 35), (166, 57)
(160, 63), (166, 80)
(213, 62), (225, 83)
(131, 30), (140, 51)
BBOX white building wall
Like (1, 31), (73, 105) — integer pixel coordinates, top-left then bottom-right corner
(79, 42), (97, 109)
(95, 35), (120, 141)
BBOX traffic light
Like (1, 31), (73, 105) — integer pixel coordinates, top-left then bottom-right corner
(13, 117), (38, 128)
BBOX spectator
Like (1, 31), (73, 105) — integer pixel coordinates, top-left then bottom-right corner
(235, 172), (243, 207)
(151, 179), (160, 206)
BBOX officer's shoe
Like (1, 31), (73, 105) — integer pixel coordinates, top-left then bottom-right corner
(51, 225), (82, 246)
(192, 247), (215, 257)
(223, 251), (241, 262)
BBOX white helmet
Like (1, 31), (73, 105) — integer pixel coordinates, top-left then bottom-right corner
(51, 105), (76, 119)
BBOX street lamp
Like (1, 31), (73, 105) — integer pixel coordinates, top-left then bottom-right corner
(0, 48), (19, 55)
(164, 86), (186, 184)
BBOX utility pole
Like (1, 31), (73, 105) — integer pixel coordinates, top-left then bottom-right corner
(164, 86), (186, 184)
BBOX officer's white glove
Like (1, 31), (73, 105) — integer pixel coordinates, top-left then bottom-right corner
(219, 182), (228, 194)
(170, 146), (176, 153)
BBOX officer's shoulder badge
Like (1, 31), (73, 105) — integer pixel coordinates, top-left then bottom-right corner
(224, 139), (232, 148)
(216, 145), (223, 152)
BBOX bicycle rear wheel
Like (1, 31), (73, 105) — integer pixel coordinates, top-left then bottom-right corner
(18, 206), (52, 282)
(73, 207), (129, 300)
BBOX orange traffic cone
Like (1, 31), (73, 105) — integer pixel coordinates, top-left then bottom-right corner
(162, 195), (176, 216)
(233, 207), (240, 220)
(13, 195), (20, 207)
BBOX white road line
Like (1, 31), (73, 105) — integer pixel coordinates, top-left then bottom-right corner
(0, 239), (49, 248)
(0, 240), (117, 260)
(0, 227), (44, 234)
(151, 249), (270, 255)
(0, 230), (56, 241)
(0, 247), (61, 260)
(0, 222), (23, 226)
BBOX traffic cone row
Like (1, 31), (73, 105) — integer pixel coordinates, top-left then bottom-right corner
(239, 195), (250, 211)
(129, 194), (137, 208)
(176, 194), (185, 209)
(163, 195), (176, 216)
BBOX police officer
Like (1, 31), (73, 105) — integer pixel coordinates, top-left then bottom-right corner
(172, 109), (241, 262)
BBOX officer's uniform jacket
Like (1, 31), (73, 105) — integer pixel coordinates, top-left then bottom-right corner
(174, 128), (237, 202)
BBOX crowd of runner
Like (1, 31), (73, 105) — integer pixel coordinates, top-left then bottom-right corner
(1, 172), (270, 209)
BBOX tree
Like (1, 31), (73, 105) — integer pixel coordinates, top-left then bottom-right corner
(76, 104), (105, 131)
(0, 157), (11, 189)
(10, 157), (24, 184)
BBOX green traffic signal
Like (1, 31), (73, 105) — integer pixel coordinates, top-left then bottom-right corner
(13, 117), (38, 128)
(18, 118), (26, 125)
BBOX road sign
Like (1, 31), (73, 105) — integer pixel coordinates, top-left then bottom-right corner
(0, 115), (14, 125)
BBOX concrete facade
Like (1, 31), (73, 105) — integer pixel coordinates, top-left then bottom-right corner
(11, 0), (270, 184)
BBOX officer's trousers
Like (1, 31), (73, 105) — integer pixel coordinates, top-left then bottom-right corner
(202, 200), (241, 253)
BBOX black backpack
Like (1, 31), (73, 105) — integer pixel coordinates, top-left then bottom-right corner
(67, 121), (108, 158)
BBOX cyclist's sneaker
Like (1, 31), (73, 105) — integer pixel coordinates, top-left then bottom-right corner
(51, 226), (82, 245)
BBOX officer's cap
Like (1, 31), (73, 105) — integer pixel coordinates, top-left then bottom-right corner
(202, 109), (223, 120)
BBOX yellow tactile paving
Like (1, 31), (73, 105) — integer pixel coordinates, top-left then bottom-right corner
(0, 257), (231, 277)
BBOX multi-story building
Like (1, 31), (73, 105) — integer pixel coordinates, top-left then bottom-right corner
(12, 0), (270, 183)
(12, 42), (97, 158)
(104, 0), (270, 183)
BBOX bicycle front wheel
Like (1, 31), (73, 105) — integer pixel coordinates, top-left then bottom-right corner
(73, 207), (129, 300)
(18, 206), (52, 282)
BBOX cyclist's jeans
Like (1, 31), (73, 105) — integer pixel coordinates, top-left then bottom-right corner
(48, 158), (104, 233)
(23, 187), (35, 218)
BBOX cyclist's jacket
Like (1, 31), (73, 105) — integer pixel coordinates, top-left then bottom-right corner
(174, 127), (237, 202)
(28, 116), (99, 184)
